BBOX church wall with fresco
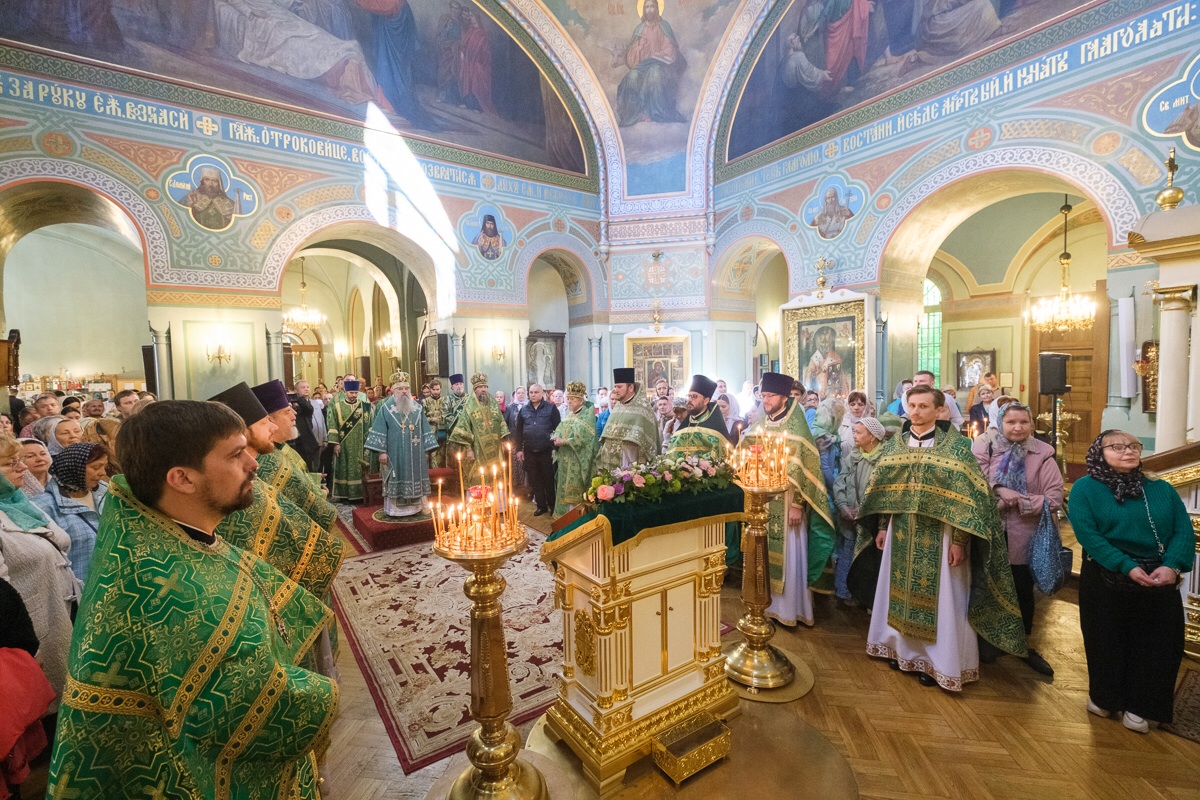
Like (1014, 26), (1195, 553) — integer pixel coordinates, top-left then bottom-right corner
(0, 0), (1196, 450)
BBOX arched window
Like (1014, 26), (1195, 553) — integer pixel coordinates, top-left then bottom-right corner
(918, 278), (942, 385)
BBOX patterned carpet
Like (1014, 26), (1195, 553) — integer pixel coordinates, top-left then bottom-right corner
(1164, 666), (1200, 745)
(330, 527), (562, 773)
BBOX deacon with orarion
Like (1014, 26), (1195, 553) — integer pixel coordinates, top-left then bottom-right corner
(47, 401), (337, 797)
(327, 377), (373, 502)
(365, 371), (438, 517)
(742, 371), (836, 627)
(861, 383), (1027, 690)
(594, 367), (659, 472)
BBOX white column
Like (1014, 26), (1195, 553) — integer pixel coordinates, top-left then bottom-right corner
(589, 335), (602, 394)
(517, 331), (527, 389)
(1154, 285), (1194, 451)
(148, 322), (174, 400)
(265, 327), (284, 383)
(449, 332), (462, 377)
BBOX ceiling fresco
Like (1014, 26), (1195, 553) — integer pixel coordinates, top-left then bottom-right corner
(0, 0), (588, 175)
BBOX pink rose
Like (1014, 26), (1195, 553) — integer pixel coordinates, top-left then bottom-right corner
(663, 471), (672, 481)
(699, 459), (712, 471)
(596, 484), (616, 501)
(632, 474), (646, 487)
(705, 466), (716, 477)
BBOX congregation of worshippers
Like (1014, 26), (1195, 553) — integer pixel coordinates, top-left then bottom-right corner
(0, 362), (1192, 796)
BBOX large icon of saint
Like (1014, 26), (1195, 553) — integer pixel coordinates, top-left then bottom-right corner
(184, 166), (237, 231)
(472, 213), (506, 260)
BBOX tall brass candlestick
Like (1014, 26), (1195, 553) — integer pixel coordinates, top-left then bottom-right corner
(434, 534), (548, 800)
(724, 476), (795, 691)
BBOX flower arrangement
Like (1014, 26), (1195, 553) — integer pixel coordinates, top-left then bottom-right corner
(584, 453), (736, 505)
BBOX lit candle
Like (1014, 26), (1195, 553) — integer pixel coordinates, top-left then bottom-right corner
(457, 453), (465, 497)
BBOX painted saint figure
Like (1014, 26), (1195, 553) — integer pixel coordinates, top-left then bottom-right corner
(616, 0), (687, 126)
(811, 186), (855, 239)
(184, 166), (237, 230)
(458, 9), (495, 114)
(802, 325), (845, 398)
(473, 213), (506, 260)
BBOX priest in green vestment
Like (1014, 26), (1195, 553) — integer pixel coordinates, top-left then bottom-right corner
(743, 371), (836, 627)
(551, 381), (598, 517)
(594, 367), (660, 473)
(443, 373), (467, 456)
(365, 371), (438, 517)
(666, 373), (734, 461)
(327, 379), (373, 502)
(210, 382), (345, 600)
(446, 372), (509, 485)
(47, 401), (337, 799)
(250, 381), (338, 531)
(861, 384), (1026, 691)
(422, 378), (451, 468)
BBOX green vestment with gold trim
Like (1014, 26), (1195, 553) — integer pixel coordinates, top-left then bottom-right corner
(666, 403), (731, 462)
(257, 447), (337, 532)
(552, 401), (598, 517)
(216, 478), (345, 600)
(594, 387), (660, 473)
(47, 477), (338, 799)
(446, 392), (508, 483)
(744, 397), (836, 590)
(860, 427), (1027, 655)
(327, 396), (373, 501)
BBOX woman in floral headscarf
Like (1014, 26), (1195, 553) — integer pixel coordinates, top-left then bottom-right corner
(1067, 430), (1193, 734)
(972, 402), (1062, 677)
(32, 443), (109, 587)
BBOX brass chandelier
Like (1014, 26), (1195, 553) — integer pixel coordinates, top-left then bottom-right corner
(282, 256), (327, 334)
(1028, 195), (1095, 333)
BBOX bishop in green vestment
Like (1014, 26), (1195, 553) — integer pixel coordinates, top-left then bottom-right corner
(861, 385), (1026, 691)
(551, 381), (598, 517)
(743, 372), (836, 627)
(594, 367), (660, 473)
(327, 380), (373, 502)
(48, 401), (337, 799)
(446, 373), (509, 485)
(365, 373), (438, 517)
(666, 373), (734, 462)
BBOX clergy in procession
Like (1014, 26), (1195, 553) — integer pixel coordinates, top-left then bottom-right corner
(444, 373), (467, 437)
(210, 382), (345, 599)
(745, 371), (837, 627)
(48, 401), (337, 798)
(422, 377), (451, 468)
(251, 380), (338, 532)
(365, 371), (439, 517)
(550, 381), (598, 517)
(594, 367), (660, 473)
(860, 384), (1027, 690)
(327, 378), (373, 502)
(446, 372), (508, 483)
(665, 373), (734, 460)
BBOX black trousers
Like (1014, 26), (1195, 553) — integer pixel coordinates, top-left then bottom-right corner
(524, 449), (556, 513)
(1011, 564), (1035, 636)
(1079, 557), (1184, 722)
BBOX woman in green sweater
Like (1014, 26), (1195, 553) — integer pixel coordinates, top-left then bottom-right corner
(1068, 430), (1193, 733)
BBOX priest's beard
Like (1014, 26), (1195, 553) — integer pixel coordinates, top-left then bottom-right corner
(395, 395), (415, 414)
(202, 474), (255, 516)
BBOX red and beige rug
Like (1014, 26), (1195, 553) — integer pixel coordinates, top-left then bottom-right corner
(331, 527), (562, 773)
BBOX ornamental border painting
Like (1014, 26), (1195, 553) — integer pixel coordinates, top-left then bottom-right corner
(956, 349), (996, 390)
(783, 300), (865, 401)
(526, 331), (565, 391)
(625, 335), (689, 393)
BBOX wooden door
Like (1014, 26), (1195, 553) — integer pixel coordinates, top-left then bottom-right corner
(1028, 281), (1109, 467)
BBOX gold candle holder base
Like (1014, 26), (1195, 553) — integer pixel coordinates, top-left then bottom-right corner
(724, 480), (795, 692)
(436, 535), (549, 800)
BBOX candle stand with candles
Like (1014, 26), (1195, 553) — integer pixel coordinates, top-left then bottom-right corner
(431, 454), (550, 800)
(724, 438), (796, 691)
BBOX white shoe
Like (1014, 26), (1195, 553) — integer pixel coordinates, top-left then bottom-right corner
(1086, 698), (1110, 718)
(1122, 712), (1150, 733)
